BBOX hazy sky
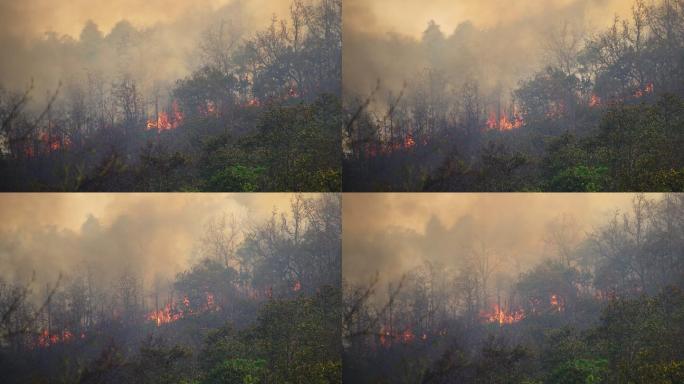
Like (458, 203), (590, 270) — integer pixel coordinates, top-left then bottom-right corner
(344, 0), (638, 99)
(0, 0), (294, 97)
(343, 194), (653, 288)
(0, 0), (291, 39)
(345, 0), (633, 38)
(0, 193), (299, 291)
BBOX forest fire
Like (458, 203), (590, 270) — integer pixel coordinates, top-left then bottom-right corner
(363, 132), (418, 158)
(146, 101), (184, 132)
(589, 94), (602, 107)
(146, 292), (219, 327)
(200, 100), (219, 117)
(546, 101), (566, 119)
(243, 98), (261, 107)
(550, 294), (564, 312)
(147, 302), (184, 326)
(481, 304), (525, 325)
(486, 110), (524, 131)
(634, 82), (654, 98)
(376, 325), (450, 348)
(34, 329), (75, 349)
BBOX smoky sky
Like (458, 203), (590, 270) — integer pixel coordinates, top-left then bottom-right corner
(343, 194), (653, 289)
(0, 0), (291, 39)
(0, 0), (293, 98)
(343, 0), (636, 102)
(0, 193), (301, 294)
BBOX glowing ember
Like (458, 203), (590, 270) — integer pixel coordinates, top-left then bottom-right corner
(200, 100), (219, 117)
(550, 294), (564, 312)
(288, 86), (300, 98)
(546, 102), (566, 119)
(403, 134), (416, 149)
(35, 329), (76, 348)
(205, 292), (217, 310)
(634, 82), (654, 98)
(35, 133), (71, 154)
(481, 304), (525, 325)
(400, 328), (415, 343)
(244, 98), (261, 107)
(379, 325), (392, 348)
(589, 94), (602, 107)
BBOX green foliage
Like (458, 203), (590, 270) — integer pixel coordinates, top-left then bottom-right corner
(202, 359), (266, 384)
(198, 288), (341, 384)
(549, 165), (607, 192)
(133, 337), (193, 384)
(595, 287), (684, 384)
(197, 94), (342, 192)
(474, 336), (531, 384)
(254, 290), (342, 383)
(547, 359), (608, 384)
(593, 95), (684, 191)
(252, 94), (342, 192)
(206, 165), (265, 192)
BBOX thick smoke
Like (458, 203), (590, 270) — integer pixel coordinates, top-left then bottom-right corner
(343, 193), (646, 294)
(0, 0), (292, 104)
(344, 0), (635, 106)
(0, 193), (297, 299)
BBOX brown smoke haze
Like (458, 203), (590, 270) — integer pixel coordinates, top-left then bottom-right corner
(343, 0), (636, 102)
(0, 0), (292, 99)
(343, 193), (657, 293)
(0, 193), (299, 297)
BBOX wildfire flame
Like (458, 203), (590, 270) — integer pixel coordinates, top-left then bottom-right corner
(146, 292), (219, 327)
(243, 98), (261, 107)
(481, 304), (525, 325)
(487, 110), (524, 131)
(364, 133), (418, 158)
(634, 82), (654, 98)
(35, 329), (75, 348)
(550, 294), (564, 312)
(146, 100), (184, 132)
(589, 94), (602, 107)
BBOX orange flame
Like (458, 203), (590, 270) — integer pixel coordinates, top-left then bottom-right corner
(146, 100), (184, 132)
(487, 110), (524, 131)
(35, 329), (76, 348)
(481, 304), (525, 325)
(589, 94), (602, 107)
(550, 294), (564, 312)
(634, 82), (654, 98)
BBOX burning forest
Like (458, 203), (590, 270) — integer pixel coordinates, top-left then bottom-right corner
(0, 0), (341, 192)
(343, 193), (684, 383)
(0, 193), (342, 383)
(343, 0), (684, 192)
